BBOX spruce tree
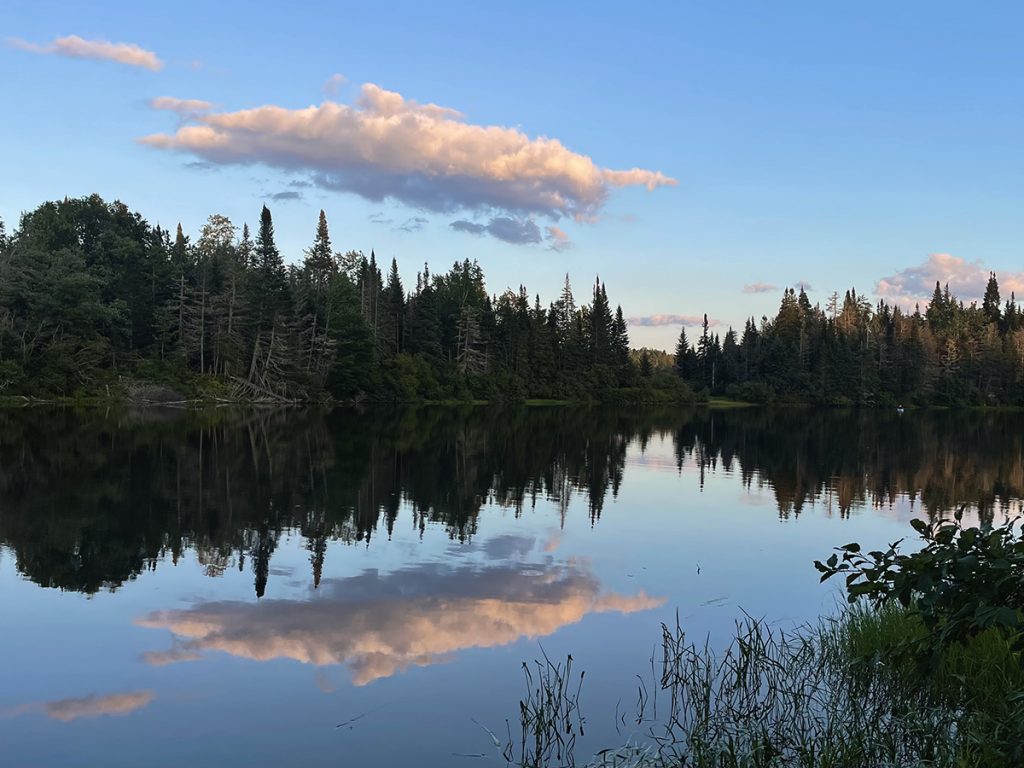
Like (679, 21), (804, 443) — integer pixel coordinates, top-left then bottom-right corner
(674, 327), (690, 379)
(304, 210), (335, 299)
(256, 204), (288, 318)
(982, 272), (1001, 325)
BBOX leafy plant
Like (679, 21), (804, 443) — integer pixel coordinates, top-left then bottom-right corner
(814, 509), (1024, 654)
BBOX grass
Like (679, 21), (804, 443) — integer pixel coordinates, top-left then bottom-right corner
(705, 397), (757, 409)
(501, 605), (1024, 768)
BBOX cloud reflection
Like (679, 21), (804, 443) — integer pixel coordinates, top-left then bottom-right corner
(4, 691), (154, 722)
(138, 558), (662, 686)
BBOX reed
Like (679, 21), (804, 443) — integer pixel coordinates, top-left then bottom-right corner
(504, 605), (1023, 768)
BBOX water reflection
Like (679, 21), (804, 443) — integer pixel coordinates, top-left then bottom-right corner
(138, 553), (662, 685)
(3, 691), (154, 722)
(0, 406), (1022, 596)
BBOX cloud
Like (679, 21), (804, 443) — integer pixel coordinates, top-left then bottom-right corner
(795, 280), (814, 292)
(8, 35), (162, 71)
(323, 73), (347, 95)
(151, 97), (215, 117)
(288, 179), (313, 189)
(875, 253), (1024, 307)
(546, 225), (572, 252)
(628, 314), (717, 327)
(397, 217), (428, 233)
(270, 190), (302, 201)
(368, 212), (394, 226)
(46, 692), (154, 722)
(742, 282), (777, 294)
(450, 216), (542, 245)
(140, 82), (676, 243)
(141, 646), (202, 666)
(137, 559), (662, 686)
(3, 691), (155, 722)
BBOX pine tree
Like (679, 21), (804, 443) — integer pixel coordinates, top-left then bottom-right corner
(982, 272), (1001, 325)
(383, 258), (405, 356)
(256, 204), (288, 318)
(589, 278), (613, 367)
(674, 327), (690, 379)
(611, 305), (631, 383)
(304, 210), (335, 300)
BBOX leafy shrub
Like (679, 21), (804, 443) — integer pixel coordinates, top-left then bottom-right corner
(815, 509), (1024, 654)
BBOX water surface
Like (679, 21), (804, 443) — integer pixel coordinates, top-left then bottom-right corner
(1, 406), (1021, 767)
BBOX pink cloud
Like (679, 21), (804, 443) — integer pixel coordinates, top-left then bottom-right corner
(8, 35), (162, 71)
(151, 97), (215, 116)
(546, 225), (572, 252)
(875, 253), (1024, 308)
(628, 314), (718, 327)
(140, 83), (676, 239)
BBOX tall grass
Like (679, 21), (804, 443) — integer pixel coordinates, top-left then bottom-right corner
(504, 605), (1024, 768)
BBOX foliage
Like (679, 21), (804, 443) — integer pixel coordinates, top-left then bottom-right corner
(0, 196), (665, 403)
(814, 509), (1024, 654)
(671, 284), (1024, 406)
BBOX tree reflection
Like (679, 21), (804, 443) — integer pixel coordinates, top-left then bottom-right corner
(0, 406), (1022, 594)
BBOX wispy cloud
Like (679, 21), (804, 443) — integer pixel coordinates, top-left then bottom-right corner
(184, 160), (218, 172)
(269, 190), (302, 202)
(397, 216), (428, 233)
(545, 225), (572, 252)
(323, 73), (346, 95)
(628, 314), (717, 327)
(151, 97), (214, 117)
(875, 253), (1024, 307)
(742, 282), (777, 294)
(4, 691), (154, 722)
(140, 82), (675, 243)
(8, 35), (162, 71)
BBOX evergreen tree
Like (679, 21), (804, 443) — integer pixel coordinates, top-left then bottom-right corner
(982, 272), (1001, 325)
(256, 204), (288, 319)
(674, 327), (691, 379)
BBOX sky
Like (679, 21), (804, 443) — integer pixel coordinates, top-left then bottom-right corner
(1, 1), (1022, 350)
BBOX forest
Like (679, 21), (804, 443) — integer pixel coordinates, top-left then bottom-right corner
(0, 194), (1022, 405)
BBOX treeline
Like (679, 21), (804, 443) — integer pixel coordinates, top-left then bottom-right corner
(3, 194), (1022, 406)
(674, 282), (1024, 406)
(0, 195), (689, 402)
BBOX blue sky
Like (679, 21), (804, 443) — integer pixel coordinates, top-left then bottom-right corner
(1, 1), (1022, 349)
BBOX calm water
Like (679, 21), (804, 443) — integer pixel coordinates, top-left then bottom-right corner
(1, 406), (1022, 767)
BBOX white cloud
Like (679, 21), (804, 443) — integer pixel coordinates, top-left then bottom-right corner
(8, 35), (162, 71)
(141, 82), (676, 241)
(742, 282), (777, 294)
(875, 253), (1024, 307)
(628, 314), (717, 327)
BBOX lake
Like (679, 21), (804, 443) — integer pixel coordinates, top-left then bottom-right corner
(1, 406), (1021, 767)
